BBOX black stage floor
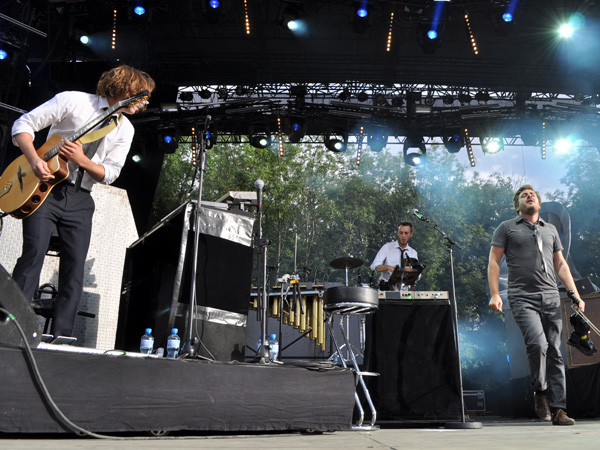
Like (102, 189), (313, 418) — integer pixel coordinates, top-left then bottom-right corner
(0, 345), (355, 434)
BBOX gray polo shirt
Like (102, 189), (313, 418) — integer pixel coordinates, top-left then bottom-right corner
(491, 216), (563, 298)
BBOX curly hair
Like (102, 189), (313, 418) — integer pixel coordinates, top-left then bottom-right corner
(96, 65), (155, 100)
(512, 184), (542, 210)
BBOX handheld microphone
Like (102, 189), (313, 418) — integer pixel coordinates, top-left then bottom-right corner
(204, 114), (212, 129)
(412, 209), (429, 223)
(255, 179), (264, 208)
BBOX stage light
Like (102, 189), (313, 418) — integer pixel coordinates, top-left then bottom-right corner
(374, 93), (387, 106)
(482, 137), (504, 154)
(418, 20), (441, 54)
(554, 138), (572, 154)
(179, 91), (194, 102)
(464, 12), (479, 55)
(368, 132), (388, 152)
(205, 123), (218, 149)
(325, 130), (348, 152)
(558, 12), (586, 39)
(159, 133), (179, 153)
(134, 5), (146, 16)
(559, 23), (574, 38)
(235, 86), (248, 96)
(205, 0), (222, 23)
(444, 135), (464, 153)
(475, 92), (490, 103)
(391, 97), (404, 107)
(427, 30), (438, 40)
(79, 34), (90, 46)
(0, 49), (7, 60)
(338, 89), (351, 101)
(250, 132), (271, 149)
(199, 89), (211, 99)
(458, 93), (472, 104)
(442, 95), (454, 105)
(464, 127), (476, 166)
(357, 91), (368, 102)
(217, 88), (228, 100)
(352, 1), (371, 33)
(503, 13), (513, 22)
(287, 117), (306, 143)
(403, 137), (426, 166)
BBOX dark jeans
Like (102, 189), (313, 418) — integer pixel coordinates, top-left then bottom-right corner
(510, 291), (566, 410)
(12, 182), (95, 337)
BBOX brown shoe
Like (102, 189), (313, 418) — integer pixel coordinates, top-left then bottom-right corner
(552, 409), (576, 426)
(533, 392), (551, 421)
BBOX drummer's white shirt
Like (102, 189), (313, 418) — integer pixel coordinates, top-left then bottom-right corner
(370, 241), (418, 290)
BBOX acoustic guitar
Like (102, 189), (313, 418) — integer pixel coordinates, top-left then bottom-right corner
(0, 90), (149, 219)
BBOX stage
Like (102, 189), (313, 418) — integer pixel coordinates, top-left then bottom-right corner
(0, 344), (355, 434)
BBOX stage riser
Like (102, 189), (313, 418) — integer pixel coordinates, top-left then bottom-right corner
(0, 346), (355, 433)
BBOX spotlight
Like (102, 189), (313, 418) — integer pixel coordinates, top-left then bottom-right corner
(235, 86), (248, 96)
(444, 135), (464, 153)
(427, 30), (438, 40)
(199, 89), (211, 99)
(280, 4), (305, 34)
(458, 93), (472, 104)
(338, 89), (351, 101)
(159, 133), (179, 153)
(133, 5), (146, 15)
(554, 138), (573, 154)
(325, 130), (348, 152)
(357, 91), (368, 102)
(502, 13), (513, 22)
(418, 19), (441, 54)
(287, 117), (306, 143)
(249, 133), (271, 149)
(482, 137), (504, 154)
(0, 49), (7, 60)
(217, 88), (228, 100)
(424, 96), (435, 106)
(374, 93), (388, 106)
(205, 123), (218, 149)
(179, 91), (194, 102)
(403, 137), (426, 166)
(443, 95), (454, 105)
(352, 2), (371, 33)
(368, 131), (388, 152)
(205, 0), (222, 23)
(131, 154), (143, 163)
(79, 34), (91, 46)
(558, 13), (585, 39)
(391, 97), (404, 107)
(475, 92), (490, 103)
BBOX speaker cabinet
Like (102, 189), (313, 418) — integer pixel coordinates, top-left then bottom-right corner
(0, 263), (42, 349)
(562, 293), (600, 368)
(365, 300), (462, 421)
(116, 201), (254, 360)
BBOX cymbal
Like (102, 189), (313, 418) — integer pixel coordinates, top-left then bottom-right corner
(330, 256), (363, 270)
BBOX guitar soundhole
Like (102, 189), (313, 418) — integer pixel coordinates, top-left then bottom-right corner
(31, 195), (41, 204)
(39, 183), (48, 192)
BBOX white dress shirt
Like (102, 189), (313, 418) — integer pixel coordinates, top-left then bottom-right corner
(12, 91), (134, 191)
(370, 240), (419, 289)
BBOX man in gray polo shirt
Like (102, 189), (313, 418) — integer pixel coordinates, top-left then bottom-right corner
(487, 184), (585, 426)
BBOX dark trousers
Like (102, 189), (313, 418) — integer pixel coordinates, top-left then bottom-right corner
(510, 291), (566, 410)
(12, 182), (95, 336)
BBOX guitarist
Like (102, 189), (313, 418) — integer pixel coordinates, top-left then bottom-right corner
(10, 65), (155, 339)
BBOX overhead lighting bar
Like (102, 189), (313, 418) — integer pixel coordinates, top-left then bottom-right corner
(386, 11), (394, 52)
(277, 116), (284, 157)
(356, 126), (365, 165)
(244, 0), (251, 35)
(464, 11), (479, 55)
(541, 121), (547, 159)
(464, 126), (476, 166)
(112, 9), (117, 50)
(191, 126), (197, 166)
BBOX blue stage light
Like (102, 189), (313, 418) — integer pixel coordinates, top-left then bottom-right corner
(134, 6), (146, 16)
(357, 8), (368, 18)
(502, 12), (513, 22)
(163, 135), (174, 144)
(0, 50), (8, 60)
(79, 35), (90, 45)
(209, 0), (220, 8)
(427, 30), (438, 40)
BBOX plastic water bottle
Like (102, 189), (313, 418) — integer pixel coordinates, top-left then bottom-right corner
(140, 328), (154, 354)
(256, 333), (263, 352)
(166, 328), (181, 358)
(268, 333), (279, 361)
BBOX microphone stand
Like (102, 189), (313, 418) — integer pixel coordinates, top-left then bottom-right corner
(418, 215), (481, 429)
(180, 115), (211, 359)
(255, 180), (271, 363)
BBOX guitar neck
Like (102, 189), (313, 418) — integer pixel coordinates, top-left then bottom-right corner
(42, 106), (118, 162)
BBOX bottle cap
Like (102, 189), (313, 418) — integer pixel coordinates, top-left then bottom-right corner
(172, 328), (178, 334)
(145, 328), (152, 334)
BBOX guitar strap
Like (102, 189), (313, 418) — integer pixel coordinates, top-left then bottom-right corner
(74, 113), (123, 191)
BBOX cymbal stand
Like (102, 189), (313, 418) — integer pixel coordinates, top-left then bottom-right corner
(422, 217), (481, 429)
